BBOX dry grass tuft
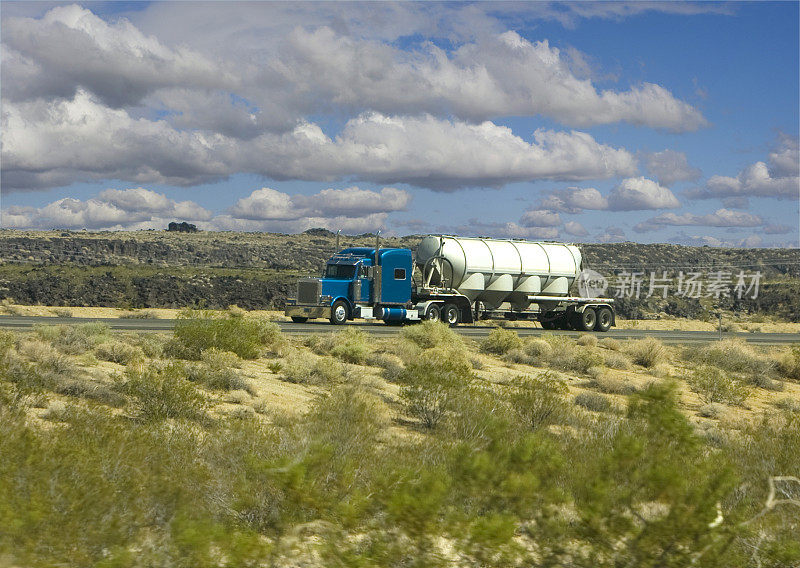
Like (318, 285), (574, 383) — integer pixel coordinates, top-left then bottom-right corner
(624, 337), (668, 368)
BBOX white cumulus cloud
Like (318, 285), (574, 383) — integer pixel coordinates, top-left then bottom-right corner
(687, 135), (799, 200)
(607, 177), (681, 211)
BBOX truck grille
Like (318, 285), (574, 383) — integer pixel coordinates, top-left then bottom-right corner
(297, 279), (322, 304)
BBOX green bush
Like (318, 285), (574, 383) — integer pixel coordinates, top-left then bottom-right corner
(624, 336), (668, 368)
(185, 348), (250, 392)
(400, 320), (464, 350)
(116, 363), (207, 421)
(399, 348), (474, 429)
(689, 365), (749, 406)
(481, 327), (523, 355)
(324, 328), (371, 364)
(168, 310), (283, 360)
(507, 372), (569, 429)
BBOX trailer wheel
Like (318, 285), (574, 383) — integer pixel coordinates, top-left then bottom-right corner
(541, 320), (555, 330)
(442, 303), (459, 326)
(330, 300), (349, 325)
(291, 316), (308, 323)
(424, 303), (441, 322)
(594, 307), (613, 332)
(574, 308), (596, 332)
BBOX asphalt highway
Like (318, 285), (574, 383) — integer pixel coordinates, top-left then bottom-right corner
(1, 315), (798, 345)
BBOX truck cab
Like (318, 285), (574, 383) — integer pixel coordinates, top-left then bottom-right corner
(285, 247), (414, 324)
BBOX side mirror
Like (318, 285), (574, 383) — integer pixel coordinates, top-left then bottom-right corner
(362, 266), (375, 279)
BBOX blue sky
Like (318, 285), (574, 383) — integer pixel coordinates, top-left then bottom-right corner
(1, 1), (798, 247)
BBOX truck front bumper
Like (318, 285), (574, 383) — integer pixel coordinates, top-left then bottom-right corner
(285, 303), (329, 319)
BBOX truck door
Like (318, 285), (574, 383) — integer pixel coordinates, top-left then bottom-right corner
(357, 264), (372, 303)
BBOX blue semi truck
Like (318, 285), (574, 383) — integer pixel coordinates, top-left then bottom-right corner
(285, 234), (615, 331)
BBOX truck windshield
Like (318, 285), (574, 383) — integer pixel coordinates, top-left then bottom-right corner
(325, 264), (356, 279)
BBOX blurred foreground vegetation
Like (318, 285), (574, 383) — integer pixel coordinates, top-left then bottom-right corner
(1, 315), (799, 566)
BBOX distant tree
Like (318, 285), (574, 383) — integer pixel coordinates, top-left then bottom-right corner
(303, 227), (334, 236)
(167, 222), (199, 233)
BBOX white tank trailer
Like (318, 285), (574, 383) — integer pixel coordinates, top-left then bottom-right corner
(415, 235), (614, 331)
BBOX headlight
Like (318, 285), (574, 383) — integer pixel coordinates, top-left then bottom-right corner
(320, 295), (333, 304)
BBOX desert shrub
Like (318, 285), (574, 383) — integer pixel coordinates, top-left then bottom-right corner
(776, 345), (800, 380)
(201, 347), (242, 369)
(52, 322), (111, 355)
(116, 363), (206, 421)
(323, 328), (371, 364)
(366, 352), (405, 382)
(576, 334), (598, 347)
(574, 391), (613, 412)
(624, 336), (668, 368)
(0, 331), (15, 355)
(18, 340), (78, 380)
(129, 333), (167, 358)
(772, 397), (800, 413)
(698, 403), (724, 419)
(747, 373), (784, 391)
(546, 336), (603, 374)
(689, 365), (749, 406)
(95, 340), (144, 365)
(507, 372), (569, 429)
(399, 348), (474, 429)
(185, 348), (250, 392)
(52, 308), (73, 318)
(481, 327), (522, 355)
(503, 338), (554, 368)
(281, 353), (344, 385)
(168, 310), (283, 359)
(599, 337), (622, 351)
(119, 309), (158, 319)
(603, 350), (632, 370)
(690, 339), (775, 376)
(591, 375), (638, 395)
(401, 320), (463, 350)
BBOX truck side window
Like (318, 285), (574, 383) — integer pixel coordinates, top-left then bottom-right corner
(394, 268), (406, 280)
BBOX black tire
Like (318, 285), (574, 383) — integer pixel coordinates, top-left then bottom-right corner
(291, 316), (308, 323)
(594, 307), (613, 332)
(574, 308), (597, 332)
(424, 303), (441, 322)
(442, 303), (459, 326)
(329, 300), (349, 325)
(540, 319), (555, 330)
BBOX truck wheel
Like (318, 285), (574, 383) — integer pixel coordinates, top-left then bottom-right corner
(442, 303), (459, 326)
(291, 316), (308, 323)
(574, 308), (596, 332)
(424, 304), (441, 322)
(330, 300), (349, 325)
(541, 320), (555, 330)
(594, 307), (613, 332)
